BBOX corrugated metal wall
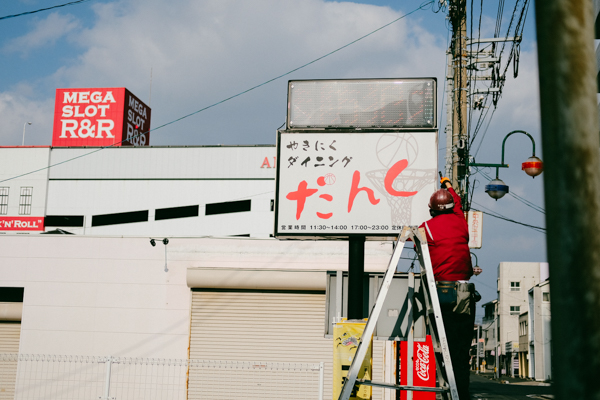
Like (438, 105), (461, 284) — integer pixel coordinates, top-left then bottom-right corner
(0, 322), (20, 400)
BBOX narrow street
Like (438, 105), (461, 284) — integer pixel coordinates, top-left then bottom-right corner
(470, 373), (553, 400)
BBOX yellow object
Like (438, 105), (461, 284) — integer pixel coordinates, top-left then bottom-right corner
(333, 319), (372, 400)
(440, 176), (450, 184)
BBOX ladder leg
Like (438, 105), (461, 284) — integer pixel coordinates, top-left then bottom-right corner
(338, 227), (412, 400)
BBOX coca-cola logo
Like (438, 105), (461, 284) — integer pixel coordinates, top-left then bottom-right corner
(415, 343), (430, 381)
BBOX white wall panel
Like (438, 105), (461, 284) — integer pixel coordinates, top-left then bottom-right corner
(0, 235), (392, 360)
(0, 147), (50, 218)
(48, 146), (276, 180)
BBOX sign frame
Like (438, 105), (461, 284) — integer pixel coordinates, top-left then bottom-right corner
(274, 129), (438, 240)
(286, 78), (437, 131)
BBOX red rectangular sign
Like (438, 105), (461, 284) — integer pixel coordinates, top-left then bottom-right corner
(400, 335), (436, 400)
(0, 217), (45, 231)
(52, 88), (151, 147)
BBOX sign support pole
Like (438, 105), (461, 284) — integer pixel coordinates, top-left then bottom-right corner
(348, 236), (366, 319)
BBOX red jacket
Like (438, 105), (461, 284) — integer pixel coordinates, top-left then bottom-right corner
(419, 187), (472, 281)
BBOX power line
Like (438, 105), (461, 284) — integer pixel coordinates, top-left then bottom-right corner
(471, 201), (546, 233)
(0, 0), (93, 21)
(0, 1), (433, 184)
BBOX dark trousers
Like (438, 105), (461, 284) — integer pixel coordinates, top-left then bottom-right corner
(441, 302), (476, 400)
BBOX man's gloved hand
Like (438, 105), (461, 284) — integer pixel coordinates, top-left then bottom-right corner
(440, 176), (451, 188)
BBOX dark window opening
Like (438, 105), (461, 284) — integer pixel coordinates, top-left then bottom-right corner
(45, 215), (85, 227)
(155, 205), (199, 221)
(92, 210), (148, 227)
(0, 287), (24, 302)
(205, 199), (251, 216)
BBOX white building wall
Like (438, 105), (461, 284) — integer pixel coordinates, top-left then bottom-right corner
(497, 262), (541, 352)
(0, 234), (392, 358)
(46, 179), (275, 236)
(47, 146), (276, 180)
(530, 281), (551, 381)
(0, 147), (51, 220)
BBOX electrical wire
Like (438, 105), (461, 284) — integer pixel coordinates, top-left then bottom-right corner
(0, 1), (433, 184)
(472, 107), (496, 157)
(0, 0), (93, 20)
(471, 201), (545, 233)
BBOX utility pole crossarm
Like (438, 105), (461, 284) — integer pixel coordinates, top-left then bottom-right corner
(467, 37), (522, 45)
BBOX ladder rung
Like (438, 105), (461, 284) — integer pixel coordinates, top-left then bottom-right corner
(356, 380), (446, 392)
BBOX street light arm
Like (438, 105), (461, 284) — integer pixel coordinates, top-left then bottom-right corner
(500, 130), (536, 165)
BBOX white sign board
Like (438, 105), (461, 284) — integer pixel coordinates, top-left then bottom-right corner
(467, 211), (483, 248)
(275, 131), (438, 238)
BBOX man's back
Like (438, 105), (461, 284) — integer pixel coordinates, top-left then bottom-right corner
(420, 187), (472, 281)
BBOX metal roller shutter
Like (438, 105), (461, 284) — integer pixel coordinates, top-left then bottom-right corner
(189, 290), (332, 399)
(0, 322), (21, 400)
(371, 340), (385, 400)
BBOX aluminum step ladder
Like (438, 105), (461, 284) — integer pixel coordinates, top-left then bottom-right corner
(338, 226), (459, 400)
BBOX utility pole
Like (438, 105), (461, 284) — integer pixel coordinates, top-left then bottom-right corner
(449, 0), (468, 207)
(535, 0), (600, 398)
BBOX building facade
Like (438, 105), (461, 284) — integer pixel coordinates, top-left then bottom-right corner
(481, 300), (498, 372)
(0, 145), (413, 400)
(528, 280), (552, 381)
(518, 311), (529, 378)
(0, 146), (277, 237)
(497, 262), (547, 376)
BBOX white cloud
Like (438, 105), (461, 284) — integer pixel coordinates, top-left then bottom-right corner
(41, 0), (447, 145)
(0, 87), (54, 146)
(0, 0), (453, 146)
(3, 12), (81, 56)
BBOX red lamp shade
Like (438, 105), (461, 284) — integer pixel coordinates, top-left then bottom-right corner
(522, 156), (543, 177)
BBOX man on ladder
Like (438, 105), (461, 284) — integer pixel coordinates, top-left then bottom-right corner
(420, 177), (481, 400)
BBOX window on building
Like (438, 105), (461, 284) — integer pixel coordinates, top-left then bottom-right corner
(543, 292), (550, 302)
(510, 305), (520, 315)
(510, 281), (520, 291)
(0, 187), (8, 215)
(19, 187), (32, 215)
(520, 320), (528, 336)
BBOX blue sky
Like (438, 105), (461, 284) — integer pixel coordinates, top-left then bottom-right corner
(0, 0), (544, 321)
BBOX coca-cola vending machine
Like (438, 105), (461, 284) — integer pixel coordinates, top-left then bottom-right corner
(400, 335), (436, 400)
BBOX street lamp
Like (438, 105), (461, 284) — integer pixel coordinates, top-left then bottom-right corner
(471, 252), (482, 275)
(22, 122), (32, 146)
(469, 130), (543, 200)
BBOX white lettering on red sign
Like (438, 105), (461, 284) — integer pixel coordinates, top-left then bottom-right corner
(52, 88), (150, 148)
(415, 343), (430, 382)
(63, 91), (116, 104)
(0, 217), (45, 231)
(58, 91), (117, 139)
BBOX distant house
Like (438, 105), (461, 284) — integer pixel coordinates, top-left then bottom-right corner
(528, 280), (551, 381)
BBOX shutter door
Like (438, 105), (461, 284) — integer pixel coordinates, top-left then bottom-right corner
(0, 322), (21, 400)
(371, 340), (385, 400)
(189, 290), (332, 399)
